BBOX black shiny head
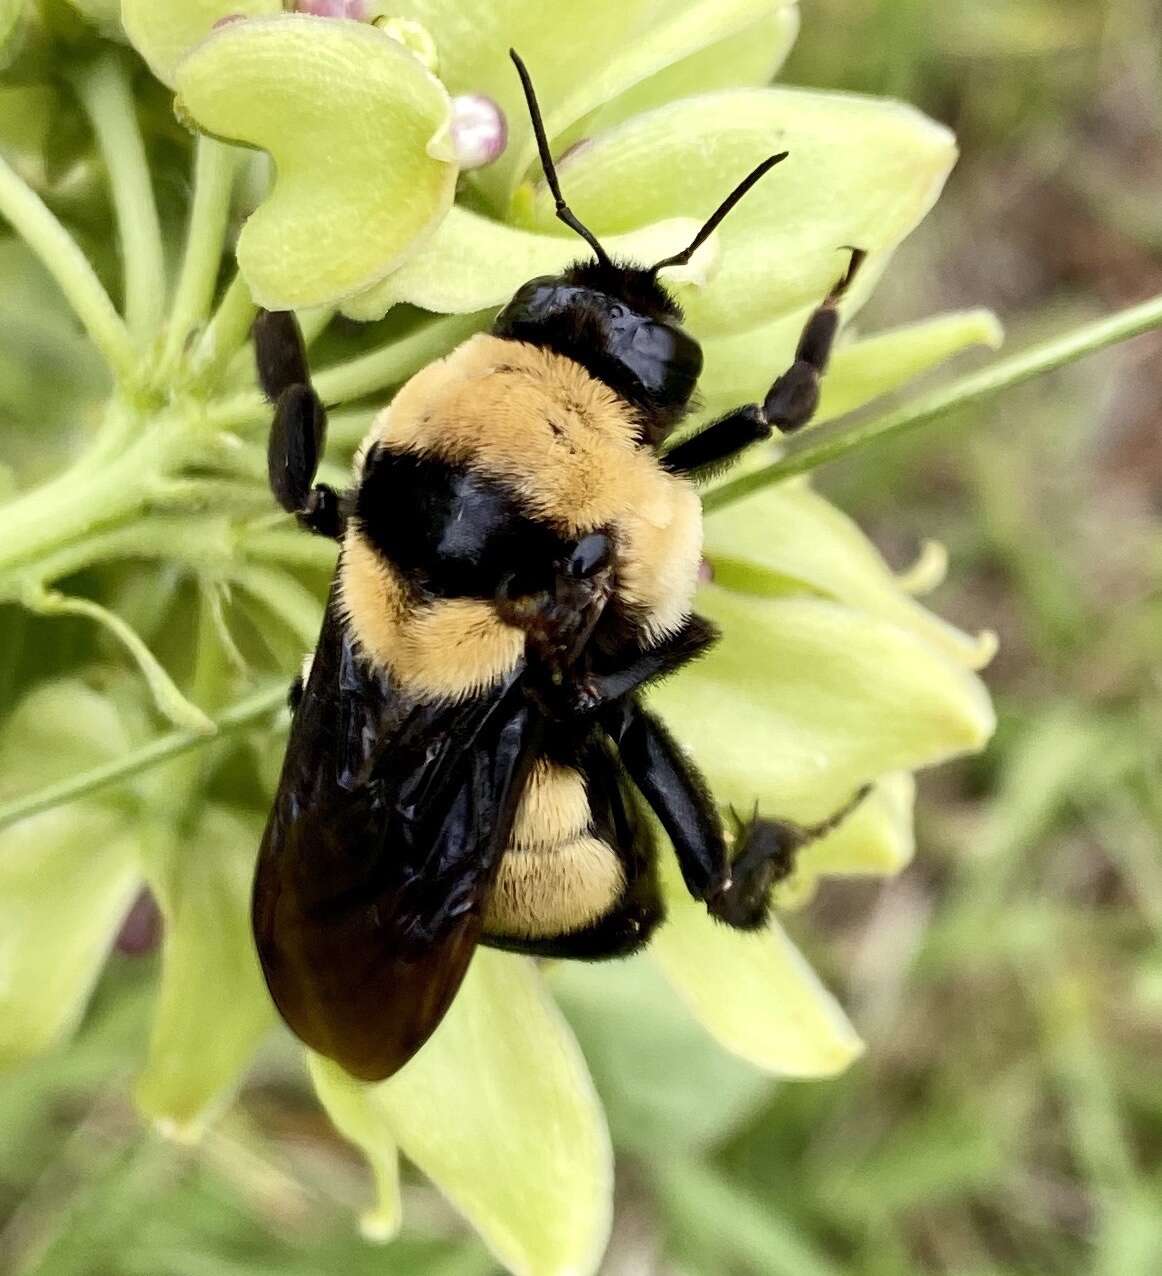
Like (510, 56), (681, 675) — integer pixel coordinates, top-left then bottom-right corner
(502, 50), (788, 445)
(493, 261), (703, 443)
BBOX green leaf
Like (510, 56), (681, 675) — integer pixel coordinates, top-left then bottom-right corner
(122, 0), (283, 88)
(648, 591), (995, 815)
(549, 957), (773, 1155)
(525, 87), (956, 335)
(651, 853), (863, 1076)
(0, 680), (142, 1064)
(135, 806), (271, 1138)
(774, 772), (915, 909)
(175, 16), (457, 308)
(580, 3), (800, 139)
(703, 478), (997, 669)
(311, 950), (612, 1276)
(0, 811), (140, 1065)
(135, 805), (273, 1136)
(341, 206), (707, 320)
(697, 304), (1002, 424)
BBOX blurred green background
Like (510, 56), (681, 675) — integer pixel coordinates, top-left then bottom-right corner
(2, 1), (1161, 1273)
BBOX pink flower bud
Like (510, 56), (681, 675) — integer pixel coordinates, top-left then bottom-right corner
(451, 93), (507, 171)
(293, 0), (367, 17)
(115, 888), (163, 956)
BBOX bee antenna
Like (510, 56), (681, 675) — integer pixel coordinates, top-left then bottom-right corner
(510, 48), (612, 269)
(650, 151), (789, 277)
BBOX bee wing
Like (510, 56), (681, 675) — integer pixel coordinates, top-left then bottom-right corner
(254, 587), (539, 1082)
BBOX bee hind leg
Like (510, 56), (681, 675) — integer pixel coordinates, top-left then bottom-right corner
(255, 309), (345, 540)
(707, 785), (872, 930)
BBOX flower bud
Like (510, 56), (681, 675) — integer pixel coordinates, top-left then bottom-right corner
(450, 93), (507, 170)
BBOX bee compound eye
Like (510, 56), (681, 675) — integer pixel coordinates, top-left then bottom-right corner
(568, 531), (613, 579)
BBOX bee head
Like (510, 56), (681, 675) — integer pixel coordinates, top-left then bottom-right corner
(501, 50), (787, 447)
(492, 260), (703, 444)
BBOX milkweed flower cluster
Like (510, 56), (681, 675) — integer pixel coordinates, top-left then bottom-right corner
(0, 2), (1001, 1272)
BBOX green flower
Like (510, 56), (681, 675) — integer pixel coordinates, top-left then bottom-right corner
(2, 2), (1158, 1274)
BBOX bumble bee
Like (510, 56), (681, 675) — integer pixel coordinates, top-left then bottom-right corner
(253, 50), (869, 1082)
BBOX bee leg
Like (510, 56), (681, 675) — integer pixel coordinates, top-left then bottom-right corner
(603, 699), (731, 902)
(707, 786), (872, 929)
(255, 309), (345, 540)
(660, 247), (866, 481)
(497, 531), (615, 700)
(576, 613), (718, 710)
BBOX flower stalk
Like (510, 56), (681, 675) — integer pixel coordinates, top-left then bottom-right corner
(73, 50), (167, 345)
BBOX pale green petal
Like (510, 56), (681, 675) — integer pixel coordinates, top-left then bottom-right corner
(1, 0), (25, 56)
(652, 855), (863, 1077)
(648, 591), (995, 816)
(122, 0), (282, 89)
(0, 680), (140, 1064)
(774, 772), (915, 909)
(493, 0), (796, 208)
(821, 309), (1004, 421)
(136, 806), (273, 1136)
(312, 951), (612, 1276)
(582, 4), (800, 139)
(697, 302), (1001, 423)
(527, 88), (956, 335)
(308, 1055), (403, 1243)
(389, 0), (779, 211)
(175, 17), (457, 309)
(0, 813), (140, 1064)
(64, 0), (122, 36)
(704, 478), (997, 668)
(341, 207), (707, 320)
(548, 957), (773, 1154)
(0, 678), (133, 784)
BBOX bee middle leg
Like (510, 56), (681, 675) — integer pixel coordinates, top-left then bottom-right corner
(255, 309), (345, 540)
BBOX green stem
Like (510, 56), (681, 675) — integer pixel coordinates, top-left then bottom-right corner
(0, 152), (136, 383)
(74, 51), (166, 344)
(28, 589), (213, 732)
(314, 311), (487, 405)
(0, 684), (287, 831)
(0, 440), (157, 581)
(703, 292), (1162, 512)
(5, 516), (235, 592)
(191, 272), (257, 391)
(161, 139), (241, 374)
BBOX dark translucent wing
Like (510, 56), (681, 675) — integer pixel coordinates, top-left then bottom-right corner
(254, 583), (539, 1081)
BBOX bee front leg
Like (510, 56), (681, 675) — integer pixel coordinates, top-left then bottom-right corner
(660, 248), (866, 481)
(496, 531), (615, 705)
(255, 309), (345, 540)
